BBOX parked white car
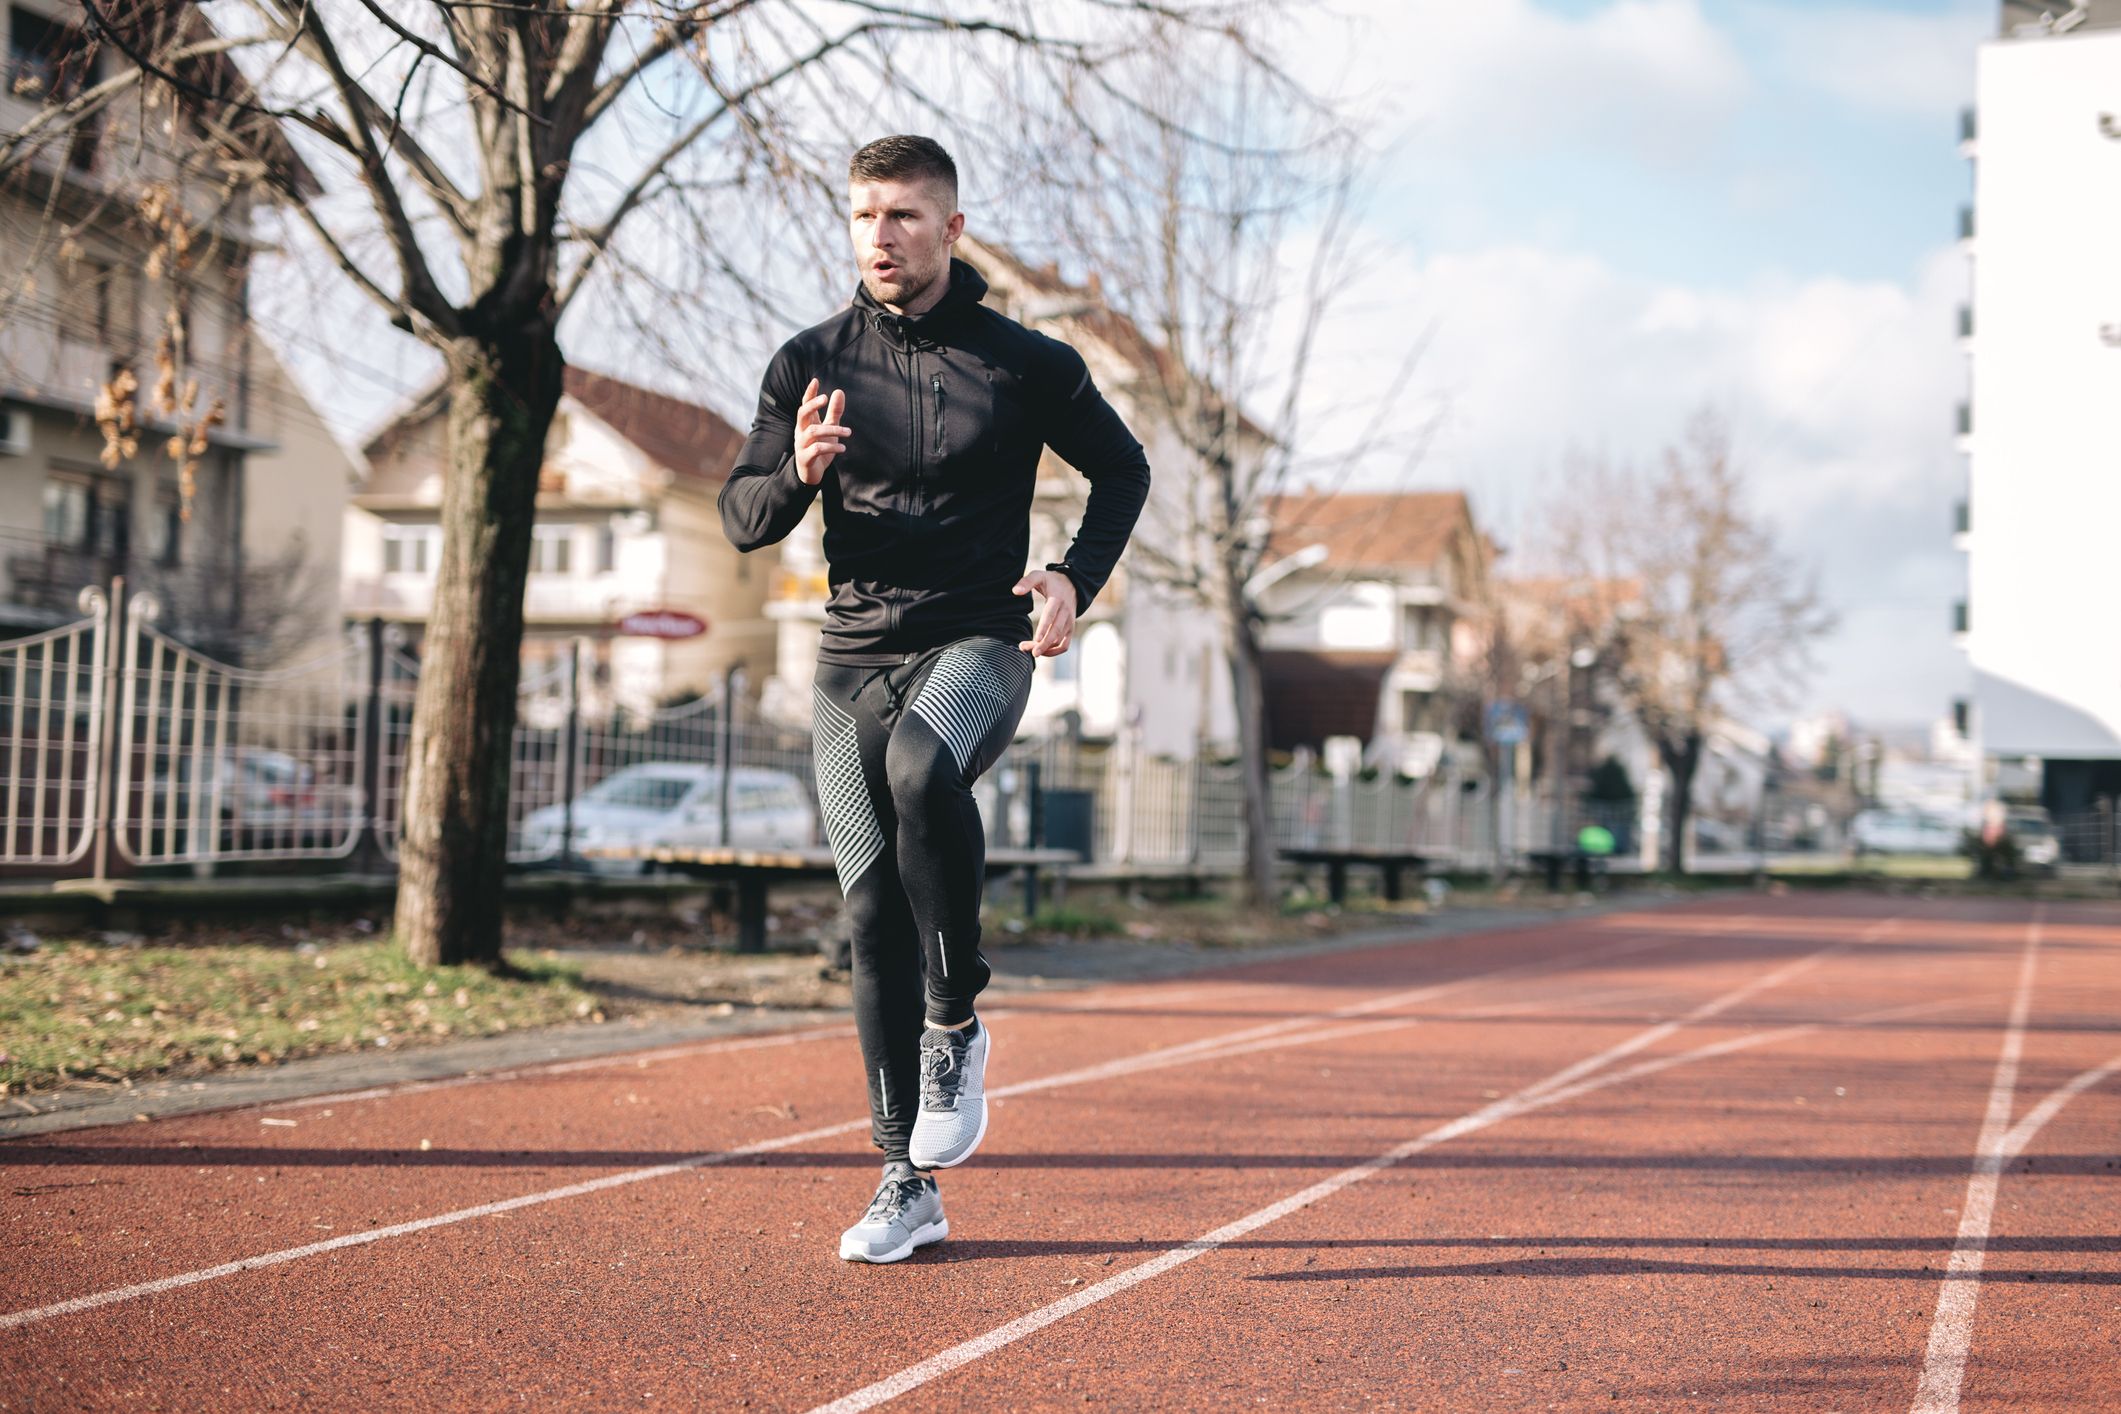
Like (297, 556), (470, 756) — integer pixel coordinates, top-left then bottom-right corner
(2003, 808), (2062, 871)
(518, 764), (816, 873)
(1848, 808), (1963, 857)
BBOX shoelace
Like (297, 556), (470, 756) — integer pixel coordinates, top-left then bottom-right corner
(918, 1037), (963, 1109)
(865, 1177), (928, 1222)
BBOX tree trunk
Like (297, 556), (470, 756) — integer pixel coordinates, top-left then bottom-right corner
(394, 323), (565, 966)
(1659, 732), (1703, 877)
(1218, 568), (1276, 908)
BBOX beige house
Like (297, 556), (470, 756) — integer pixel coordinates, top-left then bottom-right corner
(1256, 490), (1492, 775)
(345, 365), (773, 709)
(0, 1), (352, 660)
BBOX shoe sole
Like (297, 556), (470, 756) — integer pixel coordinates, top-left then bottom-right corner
(908, 1030), (992, 1171)
(839, 1217), (948, 1264)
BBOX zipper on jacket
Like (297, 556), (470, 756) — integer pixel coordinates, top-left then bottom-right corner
(932, 373), (945, 457)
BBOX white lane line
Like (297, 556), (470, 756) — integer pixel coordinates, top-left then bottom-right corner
(805, 939), (1865, 1414)
(1911, 905), (2045, 1414)
(0, 933), (1681, 1333)
(2001, 1052), (2121, 1161)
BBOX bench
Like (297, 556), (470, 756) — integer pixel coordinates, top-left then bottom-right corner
(583, 844), (1079, 952)
(1522, 849), (1625, 892)
(1277, 848), (1432, 906)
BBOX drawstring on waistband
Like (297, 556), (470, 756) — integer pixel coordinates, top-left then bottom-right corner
(859, 660), (913, 714)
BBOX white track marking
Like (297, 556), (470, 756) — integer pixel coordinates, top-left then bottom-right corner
(1911, 906), (2045, 1414)
(2001, 1053), (2121, 1161)
(0, 934), (1686, 1332)
(806, 938), (1881, 1414)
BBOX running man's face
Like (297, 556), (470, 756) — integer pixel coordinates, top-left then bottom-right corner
(849, 175), (963, 315)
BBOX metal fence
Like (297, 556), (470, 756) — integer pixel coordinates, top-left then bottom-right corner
(4, 587), (1666, 881)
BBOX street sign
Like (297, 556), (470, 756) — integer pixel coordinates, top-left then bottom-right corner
(615, 609), (708, 639)
(1485, 699), (1529, 745)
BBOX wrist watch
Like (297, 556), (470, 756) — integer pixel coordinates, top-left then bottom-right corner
(1044, 562), (1087, 606)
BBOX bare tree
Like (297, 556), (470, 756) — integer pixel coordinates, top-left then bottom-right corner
(1033, 24), (1412, 905)
(18, 0), (1300, 963)
(1551, 413), (1833, 874)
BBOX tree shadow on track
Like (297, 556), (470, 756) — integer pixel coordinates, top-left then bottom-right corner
(1248, 1256), (2121, 1285)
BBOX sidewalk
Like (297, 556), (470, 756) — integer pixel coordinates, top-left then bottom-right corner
(0, 898), (1642, 1140)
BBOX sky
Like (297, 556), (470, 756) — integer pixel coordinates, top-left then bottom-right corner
(260, 0), (1997, 735)
(1281, 0), (1996, 731)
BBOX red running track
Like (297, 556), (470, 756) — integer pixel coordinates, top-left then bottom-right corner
(2, 894), (2116, 1411)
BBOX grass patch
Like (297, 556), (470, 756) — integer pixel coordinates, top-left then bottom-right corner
(0, 939), (599, 1094)
(1023, 904), (1123, 937)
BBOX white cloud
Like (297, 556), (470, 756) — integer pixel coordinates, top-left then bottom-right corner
(1737, 0), (1991, 118)
(1297, 233), (1969, 724)
(1313, 0), (1751, 163)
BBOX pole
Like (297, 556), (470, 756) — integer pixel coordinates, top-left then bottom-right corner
(91, 576), (125, 883)
(559, 638), (582, 870)
(355, 616), (385, 873)
(717, 661), (742, 847)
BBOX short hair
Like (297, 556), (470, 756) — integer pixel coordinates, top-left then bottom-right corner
(848, 135), (958, 208)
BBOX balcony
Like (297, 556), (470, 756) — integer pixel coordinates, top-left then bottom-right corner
(1958, 203), (1976, 248)
(1957, 304), (1973, 345)
(1952, 600), (1969, 639)
(1954, 401), (1973, 453)
(1, 525), (240, 645)
(1952, 499), (1970, 550)
(1959, 105), (1977, 158)
(344, 572), (657, 626)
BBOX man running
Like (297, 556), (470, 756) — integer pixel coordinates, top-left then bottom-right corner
(719, 135), (1151, 1263)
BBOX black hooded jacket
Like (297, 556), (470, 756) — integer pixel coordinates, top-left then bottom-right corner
(718, 258), (1151, 665)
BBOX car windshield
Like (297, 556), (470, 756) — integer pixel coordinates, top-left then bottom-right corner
(582, 773), (697, 812)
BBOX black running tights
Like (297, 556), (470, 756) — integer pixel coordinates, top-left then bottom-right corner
(811, 635), (1034, 1164)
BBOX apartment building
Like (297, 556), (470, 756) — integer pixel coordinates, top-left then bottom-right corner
(1957, 0), (2121, 821)
(0, 1), (354, 659)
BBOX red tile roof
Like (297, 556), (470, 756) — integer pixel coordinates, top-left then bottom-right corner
(1264, 490), (1475, 572)
(561, 366), (745, 490)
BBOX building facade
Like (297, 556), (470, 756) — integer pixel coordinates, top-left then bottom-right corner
(1, 1), (350, 660)
(1255, 491), (1490, 776)
(1958, 1), (2121, 820)
(345, 366), (773, 710)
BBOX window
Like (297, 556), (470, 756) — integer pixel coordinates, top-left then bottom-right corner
(596, 524), (617, 574)
(1051, 636), (1079, 684)
(1400, 604), (1440, 652)
(8, 7), (92, 100)
(42, 475), (91, 550)
(42, 472), (127, 556)
(382, 525), (436, 575)
(144, 487), (182, 566)
(531, 525), (572, 575)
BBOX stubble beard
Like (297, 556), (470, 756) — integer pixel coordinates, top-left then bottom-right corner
(863, 253), (942, 314)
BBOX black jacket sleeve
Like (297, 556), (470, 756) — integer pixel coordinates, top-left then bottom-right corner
(1037, 342), (1150, 613)
(718, 343), (822, 552)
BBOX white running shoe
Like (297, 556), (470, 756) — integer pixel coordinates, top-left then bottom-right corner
(907, 1018), (990, 1170)
(838, 1164), (947, 1263)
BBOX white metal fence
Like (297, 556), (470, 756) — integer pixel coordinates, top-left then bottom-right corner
(4, 585), (1663, 881)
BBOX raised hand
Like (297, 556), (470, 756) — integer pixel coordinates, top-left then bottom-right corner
(1011, 569), (1079, 657)
(795, 378), (851, 485)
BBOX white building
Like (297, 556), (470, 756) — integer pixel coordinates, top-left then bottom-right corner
(1959, 1), (2121, 821)
(345, 366), (776, 710)
(1, 2), (354, 660)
